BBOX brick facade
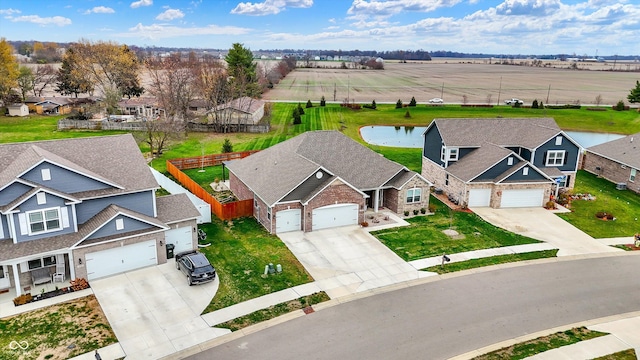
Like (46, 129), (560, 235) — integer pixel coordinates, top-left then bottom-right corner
(384, 176), (431, 214)
(583, 152), (640, 194)
(229, 172), (254, 201)
(304, 181), (365, 232)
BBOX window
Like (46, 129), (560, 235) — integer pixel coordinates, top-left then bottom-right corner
(406, 188), (422, 203)
(631, 168), (637, 182)
(546, 150), (565, 166)
(507, 157), (514, 166)
(27, 208), (61, 234)
(448, 148), (459, 161)
(523, 167), (529, 176)
(440, 146), (446, 162)
(445, 174), (449, 186)
(115, 218), (124, 230)
(43, 256), (56, 266)
(254, 199), (258, 207)
(28, 259), (42, 270)
(41, 168), (51, 181)
(555, 136), (563, 146)
(267, 207), (271, 220)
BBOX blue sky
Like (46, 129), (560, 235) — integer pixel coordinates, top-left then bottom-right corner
(1, 0), (638, 55)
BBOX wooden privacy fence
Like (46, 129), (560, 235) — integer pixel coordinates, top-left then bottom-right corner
(167, 151), (258, 220)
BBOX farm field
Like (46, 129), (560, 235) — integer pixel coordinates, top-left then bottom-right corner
(263, 60), (640, 106)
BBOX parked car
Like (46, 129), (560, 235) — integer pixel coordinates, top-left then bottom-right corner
(428, 98), (444, 104)
(175, 250), (216, 285)
(505, 98), (524, 105)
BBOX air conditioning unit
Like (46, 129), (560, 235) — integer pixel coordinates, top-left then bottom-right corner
(616, 183), (627, 190)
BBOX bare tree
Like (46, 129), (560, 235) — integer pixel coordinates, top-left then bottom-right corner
(595, 94), (603, 106)
(31, 64), (57, 97)
(486, 94), (493, 105)
(134, 118), (185, 158)
(145, 53), (198, 122)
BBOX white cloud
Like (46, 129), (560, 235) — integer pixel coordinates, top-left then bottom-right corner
(231, 0), (313, 16)
(119, 23), (251, 39)
(347, 0), (462, 17)
(131, 0), (153, 9)
(495, 0), (561, 16)
(156, 9), (185, 20)
(10, 15), (71, 26)
(0, 8), (21, 15)
(84, 6), (115, 14)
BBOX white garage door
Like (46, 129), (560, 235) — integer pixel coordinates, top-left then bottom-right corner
(165, 227), (194, 254)
(85, 240), (157, 280)
(468, 188), (491, 207)
(276, 209), (301, 233)
(501, 189), (545, 208)
(312, 204), (358, 231)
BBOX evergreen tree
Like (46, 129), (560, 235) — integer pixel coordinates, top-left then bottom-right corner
(297, 102), (305, 115)
(628, 80), (640, 103)
(615, 100), (626, 111)
(396, 99), (403, 109)
(320, 96), (326, 107)
(532, 99), (539, 109)
(409, 96), (417, 107)
(371, 100), (377, 109)
(222, 138), (233, 153)
(306, 99), (313, 108)
(292, 107), (301, 124)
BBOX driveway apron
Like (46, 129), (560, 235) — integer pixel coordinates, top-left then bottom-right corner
(278, 225), (432, 298)
(91, 262), (229, 359)
(471, 207), (622, 256)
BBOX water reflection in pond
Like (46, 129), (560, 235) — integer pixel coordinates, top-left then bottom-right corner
(360, 126), (625, 149)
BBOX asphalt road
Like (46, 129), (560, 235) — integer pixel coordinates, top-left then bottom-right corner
(186, 255), (640, 360)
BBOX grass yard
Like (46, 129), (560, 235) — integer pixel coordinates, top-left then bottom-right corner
(593, 349), (637, 360)
(0, 295), (117, 360)
(471, 327), (607, 360)
(425, 250), (558, 274)
(217, 292), (330, 331)
(0, 114), (127, 143)
(197, 217), (313, 314)
(557, 170), (640, 238)
(372, 198), (540, 261)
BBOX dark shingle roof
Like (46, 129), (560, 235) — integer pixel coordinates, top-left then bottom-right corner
(434, 118), (561, 149)
(156, 193), (201, 224)
(226, 131), (408, 206)
(447, 143), (513, 182)
(587, 133), (640, 169)
(0, 134), (158, 196)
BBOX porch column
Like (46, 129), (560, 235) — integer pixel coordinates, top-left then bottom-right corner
(374, 189), (380, 213)
(68, 252), (77, 280)
(11, 263), (21, 296)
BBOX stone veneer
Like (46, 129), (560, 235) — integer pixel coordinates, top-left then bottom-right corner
(583, 152), (640, 194)
(384, 176), (431, 214)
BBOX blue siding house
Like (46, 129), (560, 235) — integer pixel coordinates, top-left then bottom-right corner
(0, 134), (200, 297)
(421, 118), (581, 208)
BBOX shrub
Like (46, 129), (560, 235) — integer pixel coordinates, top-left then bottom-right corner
(306, 100), (313, 108)
(409, 96), (417, 107)
(360, 221), (369, 227)
(320, 96), (326, 107)
(413, 209), (419, 215)
(532, 99), (539, 109)
(420, 207), (426, 214)
(614, 100), (626, 111)
(545, 201), (556, 209)
(13, 293), (33, 306)
(404, 110), (411, 118)
(539, 101), (544, 109)
(428, 204), (436, 213)
(396, 99), (403, 109)
(404, 210), (410, 216)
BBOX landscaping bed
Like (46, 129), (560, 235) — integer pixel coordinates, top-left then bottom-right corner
(0, 295), (117, 360)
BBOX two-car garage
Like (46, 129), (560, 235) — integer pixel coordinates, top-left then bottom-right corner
(85, 240), (157, 280)
(275, 203), (360, 233)
(468, 188), (546, 208)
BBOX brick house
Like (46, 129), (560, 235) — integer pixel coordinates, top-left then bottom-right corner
(421, 118), (581, 208)
(226, 131), (431, 233)
(0, 134), (200, 296)
(583, 132), (640, 194)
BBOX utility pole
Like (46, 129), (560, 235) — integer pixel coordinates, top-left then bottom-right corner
(497, 77), (502, 105)
(546, 85), (551, 104)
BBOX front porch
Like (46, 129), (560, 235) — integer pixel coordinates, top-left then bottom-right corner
(0, 278), (78, 317)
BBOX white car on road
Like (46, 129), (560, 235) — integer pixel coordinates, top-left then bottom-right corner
(428, 98), (444, 104)
(505, 98), (524, 105)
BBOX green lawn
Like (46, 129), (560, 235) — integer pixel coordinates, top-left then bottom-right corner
(425, 250), (558, 274)
(197, 217), (313, 314)
(557, 170), (640, 238)
(372, 198), (540, 261)
(0, 114), (128, 143)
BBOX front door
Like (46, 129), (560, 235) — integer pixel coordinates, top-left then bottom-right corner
(0, 265), (10, 289)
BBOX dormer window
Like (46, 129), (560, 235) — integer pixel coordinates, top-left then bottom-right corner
(448, 148), (459, 161)
(507, 157), (514, 166)
(41, 168), (51, 181)
(441, 146), (459, 161)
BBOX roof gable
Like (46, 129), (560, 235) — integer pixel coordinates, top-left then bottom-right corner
(587, 132), (640, 169)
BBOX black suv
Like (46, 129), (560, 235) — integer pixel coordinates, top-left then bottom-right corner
(175, 250), (216, 286)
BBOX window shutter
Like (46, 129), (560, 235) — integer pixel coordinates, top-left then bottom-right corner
(60, 207), (70, 228)
(543, 151), (547, 163)
(18, 213), (28, 235)
(563, 151), (568, 165)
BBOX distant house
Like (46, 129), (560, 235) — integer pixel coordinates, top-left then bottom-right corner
(583, 133), (640, 194)
(25, 97), (73, 115)
(117, 97), (163, 120)
(421, 118), (581, 208)
(7, 104), (29, 117)
(209, 97), (265, 126)
(226, 131), (431, 233)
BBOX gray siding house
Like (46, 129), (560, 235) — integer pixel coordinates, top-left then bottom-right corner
(0, 134), (200, 297)
(421, 118), (581, 208)
(226, 131), (431, 234)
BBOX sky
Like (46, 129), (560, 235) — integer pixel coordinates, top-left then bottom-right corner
(0, 0), (638, 56)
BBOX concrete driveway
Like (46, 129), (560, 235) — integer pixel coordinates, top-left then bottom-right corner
(278, 225), (431, 298)
(471, 207), (623, 256)
(91, 262), (229, 359)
